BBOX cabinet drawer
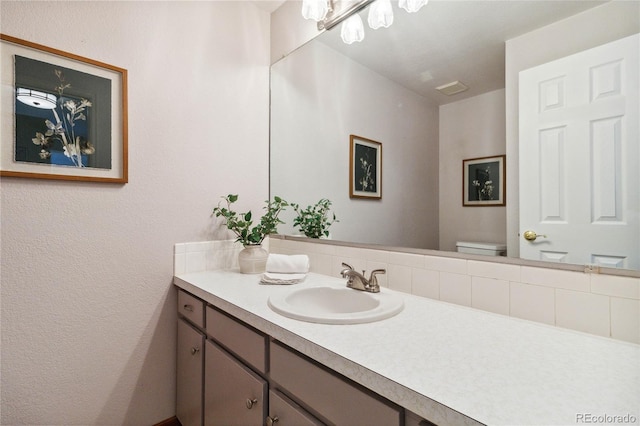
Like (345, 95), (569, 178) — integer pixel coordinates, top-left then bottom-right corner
(178, 290), (204, 328)
(206, 306), (267, 373)
(270, 341), (402, 425)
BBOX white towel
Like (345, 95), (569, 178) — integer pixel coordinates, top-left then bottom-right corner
(260, 272), (307, 285)
(265, 254), (310, 274)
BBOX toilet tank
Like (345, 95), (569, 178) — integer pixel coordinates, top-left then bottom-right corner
(456, 241), (506, 256)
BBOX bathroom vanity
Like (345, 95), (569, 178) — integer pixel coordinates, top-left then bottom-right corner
(174, 270), (639, 426)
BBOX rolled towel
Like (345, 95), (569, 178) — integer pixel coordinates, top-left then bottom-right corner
(266, 254), (310, 274)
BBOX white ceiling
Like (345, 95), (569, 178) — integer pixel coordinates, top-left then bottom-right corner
(311, 0), (609, 105)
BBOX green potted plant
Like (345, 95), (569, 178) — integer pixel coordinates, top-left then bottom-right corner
(212, 194), (288, 273)
(291, 198), (338, 239)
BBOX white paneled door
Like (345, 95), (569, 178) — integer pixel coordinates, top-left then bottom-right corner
(519, 34), (639, 269)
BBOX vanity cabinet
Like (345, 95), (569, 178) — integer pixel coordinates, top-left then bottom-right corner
(176, 288), (408, 426)
(176, 291), (205, 426)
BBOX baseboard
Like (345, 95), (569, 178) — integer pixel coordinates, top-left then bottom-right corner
(153, 416), (181, 426)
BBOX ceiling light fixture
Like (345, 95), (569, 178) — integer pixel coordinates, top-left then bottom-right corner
(16, 88), (57, 110)
(368, 0), (394, 29)
(303, 0), (428, 45)
(301, 0), (330, 22)
(399, 0), (429, 13)
(341, 14), (365, 44)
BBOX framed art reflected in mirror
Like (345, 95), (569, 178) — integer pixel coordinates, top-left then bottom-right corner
(349, 135), (382, 200)
(463, 155), (505, 206)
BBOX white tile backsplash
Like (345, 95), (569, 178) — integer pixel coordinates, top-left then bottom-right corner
(509, 282), (555, 325)
(468, 260), (521, 282)
(387, 264), (412, 293)
(424, 254), (467, 274)
(471, 276), (510, 315)
(591, 274), (640, 299)
(175, 238), (242, 274)
(387, 251), (425, 268)
(411, 268), (439, 300)
(521, 266), (590, 292)
(556, 289), (610, 337)
(186, 250), (207, 273)
(308, 252), (333, 276)
(179, 238), (640, 344)
(610, 297), (640, 343)
(440, 272), (472, 307)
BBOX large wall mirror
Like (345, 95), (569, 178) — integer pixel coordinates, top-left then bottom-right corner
(270, 0), (640, 274)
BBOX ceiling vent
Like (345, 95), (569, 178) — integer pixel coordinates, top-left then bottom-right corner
(436, 81), (468, 96)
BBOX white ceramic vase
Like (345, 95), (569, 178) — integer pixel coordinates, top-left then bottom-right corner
(238, 244), (268, 274)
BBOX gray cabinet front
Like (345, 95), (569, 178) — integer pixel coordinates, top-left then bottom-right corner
(177, 318), (204, 426)
(204, 340), (267, 425)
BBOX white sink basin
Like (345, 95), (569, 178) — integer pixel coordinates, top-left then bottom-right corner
(267, 286), (404, 324)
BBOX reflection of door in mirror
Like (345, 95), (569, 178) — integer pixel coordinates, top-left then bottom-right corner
(519, 34), (639, 269)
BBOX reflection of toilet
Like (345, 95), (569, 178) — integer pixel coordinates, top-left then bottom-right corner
(456, 241), (506, 256)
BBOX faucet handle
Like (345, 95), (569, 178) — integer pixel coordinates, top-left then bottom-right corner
(340, 262), (354, 279)
(368, 269), (386, 288)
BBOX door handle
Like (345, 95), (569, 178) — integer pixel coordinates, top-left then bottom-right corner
(523, 230), (547, 241)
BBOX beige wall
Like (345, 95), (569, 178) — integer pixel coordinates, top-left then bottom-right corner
(270, 0), (321, 64)
(0, 1), (270, 424)
(438, 89), (506, 252)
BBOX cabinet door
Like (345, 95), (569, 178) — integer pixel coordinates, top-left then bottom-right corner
(204, 340), (267, 426)
(267, 390), (324, 426)
(177, 318), (204, 426)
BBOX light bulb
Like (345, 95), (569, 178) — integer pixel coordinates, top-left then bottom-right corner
(301, 0), (328, 21)
(368, 0), (393, 29)
(341, 14), (365, 44)
(399, 0), (428, 13)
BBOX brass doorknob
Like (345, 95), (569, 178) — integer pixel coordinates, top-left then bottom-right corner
(246, 398), (258, 409)
(266, 416), (279, 426)
(523, 230), (547, 241)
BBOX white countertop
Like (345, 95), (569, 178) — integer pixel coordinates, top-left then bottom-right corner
(174, 270), (640, 426)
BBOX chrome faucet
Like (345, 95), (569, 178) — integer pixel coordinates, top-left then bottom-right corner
(340, 263), (385, 293)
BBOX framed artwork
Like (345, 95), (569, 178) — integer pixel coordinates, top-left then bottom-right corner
(0, 34), (128, 183)
(463, 155), (505, 206)
(349, 134), (382, 199)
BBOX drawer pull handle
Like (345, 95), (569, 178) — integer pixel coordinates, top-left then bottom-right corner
(183, 304), (194, 312)
(266, 416), (279, 425)
(190, 347), (200, 355)
(246, 398), (258, 409)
